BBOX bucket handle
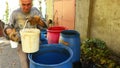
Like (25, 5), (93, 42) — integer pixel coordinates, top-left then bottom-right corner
(23, 19), (28, 30)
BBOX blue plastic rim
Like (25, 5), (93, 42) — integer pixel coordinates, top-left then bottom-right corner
(60, 30), (80, 38)
(28, 44), (73, 68)
(40, 29), (47, 40)
(40, 29), (48, 45)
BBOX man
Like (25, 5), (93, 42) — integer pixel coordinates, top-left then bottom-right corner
(4, 0), (47, 68)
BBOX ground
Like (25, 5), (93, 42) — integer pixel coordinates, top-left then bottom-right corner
(0, 37), (21, 68)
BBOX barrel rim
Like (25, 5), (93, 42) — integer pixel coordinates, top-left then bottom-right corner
(47, 26), (66, 33)
(60, 30), (80, 38)
(28, 44), (73, 66)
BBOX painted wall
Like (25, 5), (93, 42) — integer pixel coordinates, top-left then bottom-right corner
(53, 0), (75, 29)
(46, 0), (54, 20)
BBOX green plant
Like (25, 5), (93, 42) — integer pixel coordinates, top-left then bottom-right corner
(37, 0), (42, 12)
(5, 1), (9, 23)
(81, 38), (120, 68)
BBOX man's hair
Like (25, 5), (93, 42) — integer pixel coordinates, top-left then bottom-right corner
(19, 0), (33, 2)
(19, 0), (33, 5)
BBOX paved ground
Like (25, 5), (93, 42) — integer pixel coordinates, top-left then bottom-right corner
(0, 37), (21, 68)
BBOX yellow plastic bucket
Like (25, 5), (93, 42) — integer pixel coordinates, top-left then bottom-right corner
(20, 28), (40, 53)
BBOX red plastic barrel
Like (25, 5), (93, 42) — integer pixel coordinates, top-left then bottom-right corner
(47, 26), (66, 44)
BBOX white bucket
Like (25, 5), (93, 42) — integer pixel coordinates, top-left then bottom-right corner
(10, 40), (18, 48)
(20, 28), (40, 53)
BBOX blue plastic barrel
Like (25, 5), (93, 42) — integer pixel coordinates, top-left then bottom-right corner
(40, 29), (48, 44)
(59, 30), (81, 62)
(28, 44), (73, 68)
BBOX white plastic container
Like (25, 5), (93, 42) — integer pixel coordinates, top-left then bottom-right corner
(20, 28), (40, 53)
(10, 40), (18, 48)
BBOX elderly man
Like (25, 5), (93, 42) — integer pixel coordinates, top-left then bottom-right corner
(4, 0), (47, 68)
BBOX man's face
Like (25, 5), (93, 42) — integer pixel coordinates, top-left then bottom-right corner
(20, 0), (32, 13)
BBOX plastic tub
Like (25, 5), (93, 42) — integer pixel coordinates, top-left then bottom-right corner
(28, 44), (73, 68)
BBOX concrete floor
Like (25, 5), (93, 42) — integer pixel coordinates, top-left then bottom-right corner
(0, 37), (21, 68)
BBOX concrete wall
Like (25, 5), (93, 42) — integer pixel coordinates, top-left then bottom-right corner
(75, 0), (90, 41)
(76, 0), (120, 56)
(90, 0), (120, 55)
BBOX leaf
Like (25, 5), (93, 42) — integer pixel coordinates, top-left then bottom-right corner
(108, 63), (115, 68)
(100, 58), (106, 64)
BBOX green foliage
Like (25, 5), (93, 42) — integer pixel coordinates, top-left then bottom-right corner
(81, 38), (120, 68)
(37, 0), (42, 11)
(5, 1), (9, 23)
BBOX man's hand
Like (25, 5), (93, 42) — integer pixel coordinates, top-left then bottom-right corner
(6, 28), (19, 42)
(28, 15), (47, 28)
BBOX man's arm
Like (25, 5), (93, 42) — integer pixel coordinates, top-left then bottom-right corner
(3, 11), (18, 41)
(32, 7), (48, 28)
